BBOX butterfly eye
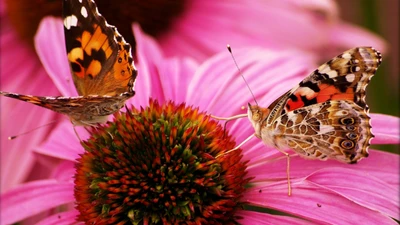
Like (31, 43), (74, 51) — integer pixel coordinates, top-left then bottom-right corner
(252, 112), (261, 121)
(341, 140), (355, 149)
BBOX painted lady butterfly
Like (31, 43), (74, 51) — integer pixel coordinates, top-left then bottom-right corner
(1, 0), (137, 126)
(216, 47), (382, 195)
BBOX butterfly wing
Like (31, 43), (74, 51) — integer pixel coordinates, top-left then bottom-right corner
(0, 0), (137, 126)
(63, 0), (137, 96)
(271, 100), (372, 163)
(281, 47), (381, 114)
(0, 91), (130, 125)
(251, 47), (381, 163)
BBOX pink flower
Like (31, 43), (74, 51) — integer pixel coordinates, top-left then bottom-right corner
(0, 0), (388, 193)
(0, 3), (62, 193)
(157, 0), (387, 62)
(1, 18), (398, 224)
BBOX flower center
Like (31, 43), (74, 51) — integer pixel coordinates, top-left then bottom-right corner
(5, 0), (187, 49)
(75, 100), (250, 224)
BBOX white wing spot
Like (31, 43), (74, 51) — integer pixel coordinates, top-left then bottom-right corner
(345, 74), (355, 82)
(298, 87), (316, 99)
(64, 15), (78, 30)
(318, 64), (330, 73)
(341, 52), (352, 59)
(326, 69), (338, 78)
(81, 6), (88, 18)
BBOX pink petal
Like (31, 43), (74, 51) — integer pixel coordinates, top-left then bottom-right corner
(0, 15), (61, 192)
(306, 167), (399, 219)
(329, 23), (387, 54)
(186, 47), (316, 117)
(35, 17), (78, 96)
(158, 0), (386, 62)
(185, 47), (317, 148)
(129, 24), (198, 107)
(0, 180), (74, 225)
(246, 149), (399, 188)
(243, 180), (397, 224)
(34, 120), (87, 161)
(50, 161), (76, 183)
(237, 210), (315, 225)
(370, 113), (400, 144)
(35, 210), (80, 225)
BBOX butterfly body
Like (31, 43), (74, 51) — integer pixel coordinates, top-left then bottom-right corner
(1, 0), (137, 126)
(248, 47), (381, 163)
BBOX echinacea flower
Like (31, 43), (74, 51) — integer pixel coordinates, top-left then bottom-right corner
(1, 18), (398, 224)
(0, 0), (389, 194)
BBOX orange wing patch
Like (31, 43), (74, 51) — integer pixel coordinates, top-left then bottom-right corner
(316, 84), (354, 103)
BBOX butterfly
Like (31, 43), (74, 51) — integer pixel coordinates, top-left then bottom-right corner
(0, 0), (137, 126)
(215, 47), (382, 195)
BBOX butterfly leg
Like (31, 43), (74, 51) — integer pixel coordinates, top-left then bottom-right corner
(216, 134), (255, 158)
(73, 125), (83, 143)
(210, 114), (248, 121)
(275, 148), (291, 196)
(211, 113), (248, 137)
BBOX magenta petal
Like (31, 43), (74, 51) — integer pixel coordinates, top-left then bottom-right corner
(243, 181), (397, 224)
(306, 167), (399, 219)
(236, 210), (315, 225)
(185, 47), (316, 146)
(1, 16), (61, 192)
(34, 120), (87, 161)
(370, 113), (400, 144)
(35, 17), (78, 96)
(186, 48), (316, 116)
(247, 149), (399, 187)
(129, 24), (198, 106)
(330, 23), (387, 54)
(35, 210), (80, 225)
(0, 180), (74, 225)
(50, 161), (76, 183)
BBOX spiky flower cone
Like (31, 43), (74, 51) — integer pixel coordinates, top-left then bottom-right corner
(75, 100), (250, 224)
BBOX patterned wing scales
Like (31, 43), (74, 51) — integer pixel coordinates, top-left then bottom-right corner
(282, 47), (381, 113)
(63, 0), (137, 96)
(248, 47), (382, 164)
(270, 100), (372, 163)
(0, 91), (131, 126)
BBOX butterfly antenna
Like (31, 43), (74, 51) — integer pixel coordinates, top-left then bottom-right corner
(227, 45), (258, 106)
(8, 120), (58, 140)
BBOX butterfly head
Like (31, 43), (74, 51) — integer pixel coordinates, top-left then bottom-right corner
(247, 103), (270, 138)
